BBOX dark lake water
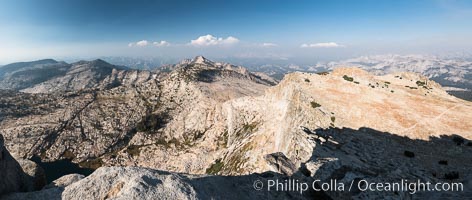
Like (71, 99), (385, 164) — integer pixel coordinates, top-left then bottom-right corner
(31, 156), (95, 183)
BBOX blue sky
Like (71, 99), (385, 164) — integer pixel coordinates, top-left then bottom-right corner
(0, 0), (471, 64)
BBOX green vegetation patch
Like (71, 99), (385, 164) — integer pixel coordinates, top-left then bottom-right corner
(168, 138), (181, 148)
(405, 86), (418, 89)
(218, 130), (229, 147)
(155, 137), (168, 146)
(154, 137), (177, 149)
(343, 75), (354, 82)
(126, 145), (143, 157)
(206, 159), (224, 175)
(62, 149), (76, 160)
(79, 158), (103, 169)
(234, 122), (259, 140)
(243, 123), (258, 132)
(416, 80), (426, 87)
(136, 112), (169, 133)
(223, 143), (252, 173)
(310, 101), (321, 108)
(182, 130), (205, 147)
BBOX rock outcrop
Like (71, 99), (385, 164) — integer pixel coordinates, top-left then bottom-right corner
(0, 134), (46, 195)
(43, 174), (84, 189)
(0, 134), (25, 195)
(2, 167), (309, 200)
(17, 158), (47, 191)
(264, 152), (297, 176)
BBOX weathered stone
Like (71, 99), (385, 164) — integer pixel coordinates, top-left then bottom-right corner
(4, 166), (311, 200)
(264, 152), (297, 176)
(0, 134), (25, 195)
(43, 174), (84, 189)
(17, 158), (47, 191)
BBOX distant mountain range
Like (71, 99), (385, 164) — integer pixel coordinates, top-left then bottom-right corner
(171, 55), (472, 100)
(1, 55), (471, 101)
(98, 56), (178, 70)
(102, 55), (472, 90)
(0, 59), (71, 91)
(0, 59), (155, 93)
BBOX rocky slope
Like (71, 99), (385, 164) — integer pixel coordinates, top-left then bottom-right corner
(0, 57), (471, 199)
(201, 67), (472, 177)
(0, 58), (154, 94)
(323, 55), (472, 88)
(0, 56), (274, 174)
(0, 59), (71, 90)
(313, 55), (472, 101)
(20, 59), (140, 93)
(303, 127), (472, 199)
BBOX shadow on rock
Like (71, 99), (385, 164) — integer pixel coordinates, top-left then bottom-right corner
(301, 127), (472, 199)
(2, 127), (471, 200)
(0, 134), (47, 196)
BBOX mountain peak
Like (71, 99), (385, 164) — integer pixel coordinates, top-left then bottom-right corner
(35, 59), (59, 64)
(71, 59), (131, 70)
(74, 59), (110, 66)
(92, 59), (107, 64)
(191, 56), (213, 65)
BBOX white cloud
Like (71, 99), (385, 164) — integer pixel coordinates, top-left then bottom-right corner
(136, 40), (149, 47)
(189, 34), (239, 46)
(261, 43), (277, 47)
(300, 42), (344, 48)
(129, 40), (170, 47)
(128, 40), (150, 47)
(153, 41), (170, 47)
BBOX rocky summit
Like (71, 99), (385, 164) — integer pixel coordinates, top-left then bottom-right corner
(0, 56), (471, 199)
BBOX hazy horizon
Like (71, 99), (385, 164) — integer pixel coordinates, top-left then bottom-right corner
(1, 0), (472, 64)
